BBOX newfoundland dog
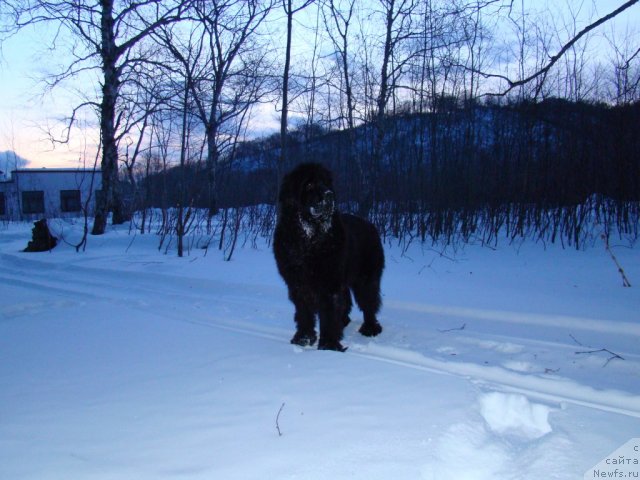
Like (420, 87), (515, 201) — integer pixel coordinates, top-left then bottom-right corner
(273, 163), (384, 351)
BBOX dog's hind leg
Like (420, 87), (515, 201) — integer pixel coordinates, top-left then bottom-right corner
(343, 289), (353, 327)
(352, 277), (383, 337)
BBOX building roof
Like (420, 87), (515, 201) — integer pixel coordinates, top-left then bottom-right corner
(12, 168), (101, 174)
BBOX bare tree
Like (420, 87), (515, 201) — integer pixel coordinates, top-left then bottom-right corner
(364, 0), (418, 216)
(322, 0), (357, 132)
(1, 0), (193, 235)
(606, 24), (640, 104)
(484, 0), (640, 97)
(188, 0), (273, 218)
(151, 22), (205, 256)
(279, 0), (315, 172)
(322, 0), (364, 189)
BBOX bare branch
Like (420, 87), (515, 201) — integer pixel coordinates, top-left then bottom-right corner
(438, 323), (466, 333)
(489, 0), (640, 96)
(602, 233), (632, 287)
(575, 348), (625, 368)
(275, 402), (286, 436)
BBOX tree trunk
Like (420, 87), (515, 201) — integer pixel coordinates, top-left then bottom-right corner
(280, 0), (293, 175)
(361, 0), (395, 218)
(206, 120), (219, 219)
(92, 0), (121, 235)
(177, 80), (190, 257)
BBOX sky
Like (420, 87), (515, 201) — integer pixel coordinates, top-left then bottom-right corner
(0, 0), (638, 170)
(0, 24), (97, 170)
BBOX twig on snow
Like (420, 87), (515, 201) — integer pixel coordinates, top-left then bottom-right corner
(569, 333), (587, 347)
(438, 323), (466, 333)
(602, 234), (632, 287)
(570, 334), (624, 367)
(276, 402), (285, 437)
(575, 348), (625, 367)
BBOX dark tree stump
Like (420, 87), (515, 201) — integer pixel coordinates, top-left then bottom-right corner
(24, 219), (58, 252)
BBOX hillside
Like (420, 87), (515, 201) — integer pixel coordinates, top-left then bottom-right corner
(137, 99), (640, 247)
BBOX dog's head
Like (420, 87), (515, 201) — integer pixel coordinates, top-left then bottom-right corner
(279, 163), (336, 227)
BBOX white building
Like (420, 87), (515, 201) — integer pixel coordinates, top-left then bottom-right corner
(0, 169), (102, 221)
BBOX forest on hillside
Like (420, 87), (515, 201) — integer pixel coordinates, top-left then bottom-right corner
(138, 98), (639, 250)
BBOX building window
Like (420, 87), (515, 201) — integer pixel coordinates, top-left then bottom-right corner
(22, 191), (45, 214)
(60, 190), (82, 212)
(0, 192), (5, 215)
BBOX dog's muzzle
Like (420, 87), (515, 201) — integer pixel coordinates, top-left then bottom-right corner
(310, 190), (335, 219)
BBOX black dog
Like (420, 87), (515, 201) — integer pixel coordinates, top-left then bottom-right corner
(273, 163), (384, 351)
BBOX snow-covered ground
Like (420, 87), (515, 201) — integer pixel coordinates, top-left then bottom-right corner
(1, 218), (639, 479)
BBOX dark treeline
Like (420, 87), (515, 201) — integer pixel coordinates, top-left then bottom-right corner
(136, 98), (640, 249)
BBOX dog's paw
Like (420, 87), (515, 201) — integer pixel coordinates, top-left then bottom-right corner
(318, 339), (348, 352)
(359, 321), (382, 337)
(291, 330), (317, 347)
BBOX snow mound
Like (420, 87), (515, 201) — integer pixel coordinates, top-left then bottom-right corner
(421, 414), (577, 480)
(422, 422), (510, 480)
(479, 392), (552, 440)
(502, 360), (536, 372)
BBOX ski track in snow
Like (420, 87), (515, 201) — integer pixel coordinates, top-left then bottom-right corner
(2, 245), (638, 419)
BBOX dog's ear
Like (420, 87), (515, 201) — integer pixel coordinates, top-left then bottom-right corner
(278, 175), (292, 204)
(321, 167), (334, 190)
(278, 170), (302, 205)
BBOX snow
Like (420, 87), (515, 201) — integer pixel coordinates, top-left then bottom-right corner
(1, 218), (639, 479)
(478, 392), (552, 440)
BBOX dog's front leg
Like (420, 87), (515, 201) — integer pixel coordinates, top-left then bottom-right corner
(288, 288), (317, 347)
(318, 291), (347, 352)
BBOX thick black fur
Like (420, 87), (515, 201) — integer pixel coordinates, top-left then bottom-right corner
(273, 163), (384, 351)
